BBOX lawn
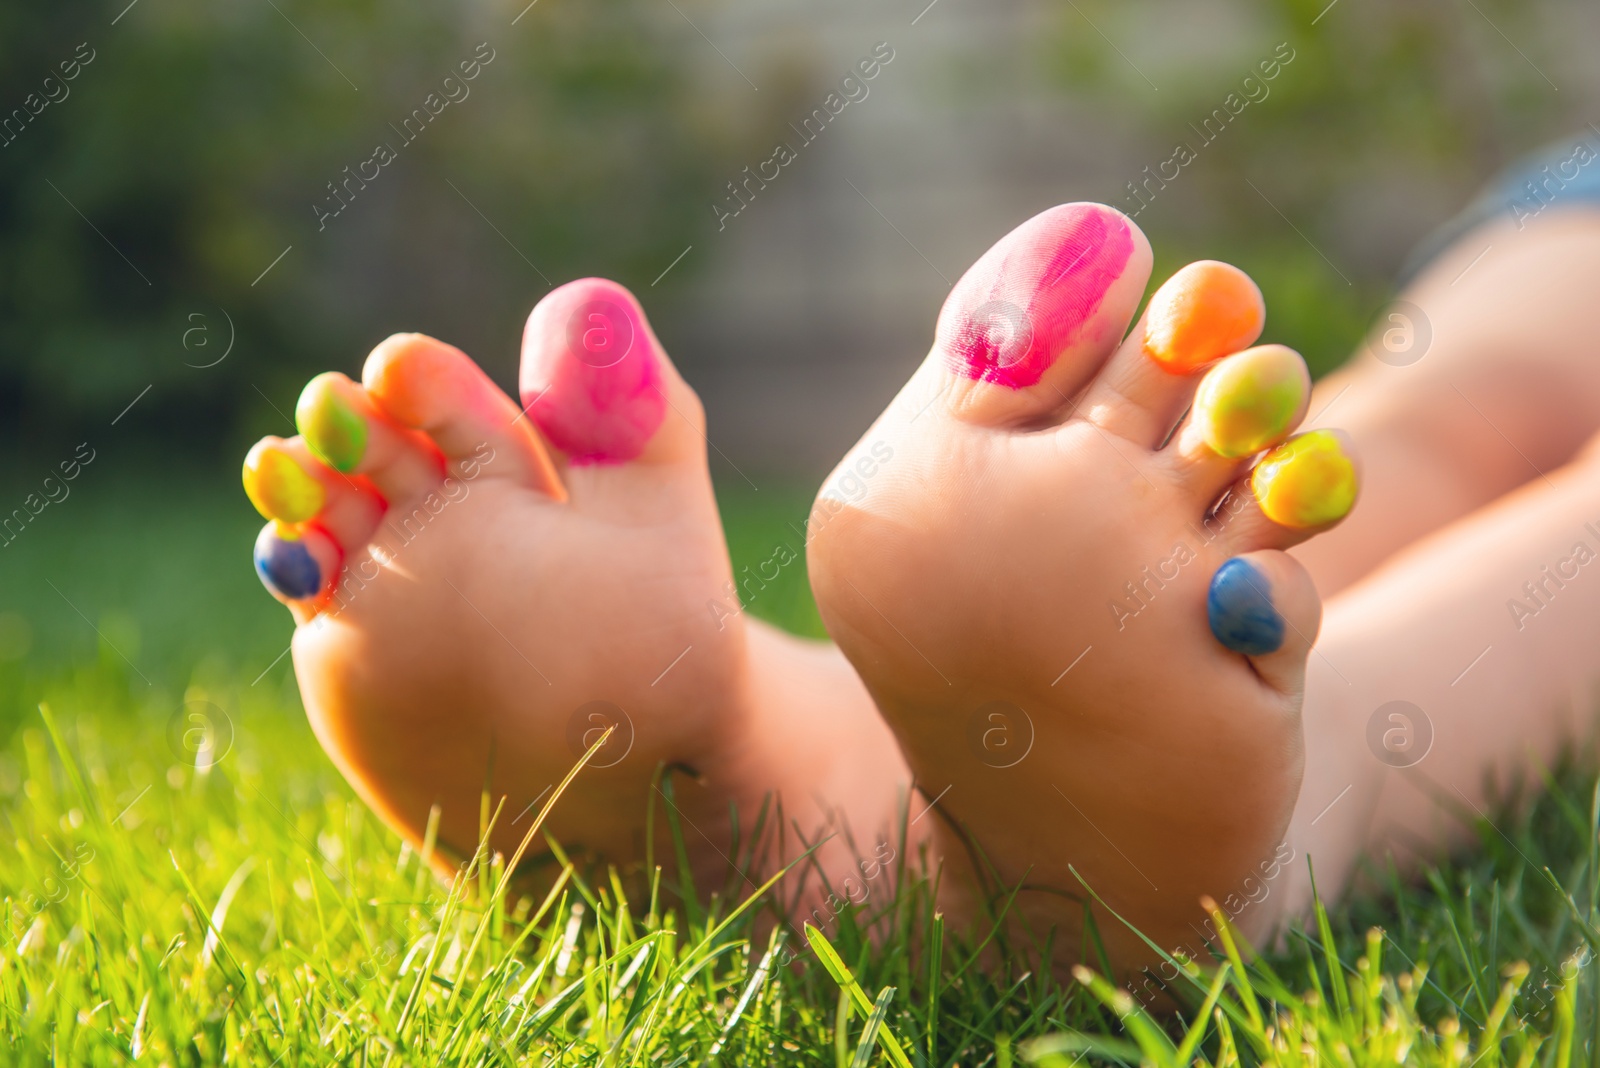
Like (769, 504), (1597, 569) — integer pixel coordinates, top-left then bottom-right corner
(3, 458), (1599, 1065)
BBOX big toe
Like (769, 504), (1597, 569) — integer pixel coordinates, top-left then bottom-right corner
(932, 202), (1152, 426)
(520, 278), (704, 468)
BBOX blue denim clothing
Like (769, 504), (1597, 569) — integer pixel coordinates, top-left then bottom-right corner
(1400, 131), (1600, 284)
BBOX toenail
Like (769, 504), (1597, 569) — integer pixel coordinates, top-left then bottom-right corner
(297, 374), (368, 472)
(962, 301), (1035, 374)
(523, 288), (666, 465)
(1207, 558), (1284, 656)
(1194, 350), (1306, 458)
(253, 524), (322, 600)
(565, 301), (636, 368)
(1250, 429), (1358, 529)
(242, 443), (325, 523)
(938, 204), (1135, 389)
(1143, 262), (1265, 375)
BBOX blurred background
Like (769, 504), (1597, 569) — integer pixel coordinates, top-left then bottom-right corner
(0, 0), (1594, 710)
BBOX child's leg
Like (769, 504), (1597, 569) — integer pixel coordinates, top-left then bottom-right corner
(1296, 150), (1600, 595)
(1283, 433), (1600, 919)
(1251, 135), (1600, 920)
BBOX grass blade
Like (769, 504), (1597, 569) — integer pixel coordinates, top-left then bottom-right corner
(807, 924), (913, 1068)
(850, 986), (896, 1068)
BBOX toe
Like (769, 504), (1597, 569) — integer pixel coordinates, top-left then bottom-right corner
(1215, 428), (1362, 552)
(931, 203), (1152, 427)
(243, 436), (384, 551)
(1165, 345), (1311, 501)
(520, 278), (698, 467)
(297, 372), (451, 506)
(362, 334), (567, 499)
(1141, 261), (1265, 375)
(244, 436), (386, 620)
(253, 521), (341, 621)
(242, 436), (326, 524)
(1080, 261), (1265, 447)
(1207, 550), (1320, 695)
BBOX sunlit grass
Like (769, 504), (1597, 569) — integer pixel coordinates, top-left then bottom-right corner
(0, 691), (1091, 1065)
(5, 667), (1600, 1065)
(6, 477), (1600, 1064)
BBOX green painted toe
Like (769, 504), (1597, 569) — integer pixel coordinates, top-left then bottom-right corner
(296, 372), (368, 473)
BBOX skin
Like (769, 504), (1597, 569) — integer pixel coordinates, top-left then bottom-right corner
(806, 202), (1600, 992)
(1274, 207), (1600, 933)
(244, 197), (1600, 996)
(808, 204), (1354, 976)
(242, 277), (910, 909)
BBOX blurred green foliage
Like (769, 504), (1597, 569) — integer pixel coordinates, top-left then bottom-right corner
(0, 0), (735, 455)
(0, 451), (823, 722)
(1048, 0), (1574, 377)
(0, 0), (1583, 453)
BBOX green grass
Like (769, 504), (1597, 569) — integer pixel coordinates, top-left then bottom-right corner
(5, 470), (1600, 1064)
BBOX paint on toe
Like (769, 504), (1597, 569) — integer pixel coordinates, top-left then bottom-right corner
(1194, 350), (1306, 458)
(253, 524), (322, 600)
(1250, 429), (1358, 529)
(522, 292), (666, 464)
(1143, 262), (1264, 375)
(243, 444), (325, 523)
(1208, 558), (1284, 656)
(296, 374), (368, 472)
(939, 204), (1135, 389)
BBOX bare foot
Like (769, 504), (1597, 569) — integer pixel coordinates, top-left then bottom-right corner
(242, 278), (908, 897)
(807, 204), (1360, 976)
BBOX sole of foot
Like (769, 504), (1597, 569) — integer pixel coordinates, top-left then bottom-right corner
(242, 278), (908, 903)
(806, 203), (1359, 985)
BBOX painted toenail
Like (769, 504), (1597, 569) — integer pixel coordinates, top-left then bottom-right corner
(939, 204), (1135, 389)
(1208, 558), (1284, 655)
(565, 301), (636, 368)
(1194, 350), (1306, 458)
(242, 443), (325, 523)
(1250, 429), (1358, 529)
(297, 374), (368, 472)
(253, 524), (322, 600)
(962, 301), (1035, 374)
(1143, 262), (1265, 375)
(523, 287), (666, 465)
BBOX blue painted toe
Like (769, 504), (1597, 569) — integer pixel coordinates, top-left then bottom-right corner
(254, 526), (322, 600)
(1208, 558), (1284, 656)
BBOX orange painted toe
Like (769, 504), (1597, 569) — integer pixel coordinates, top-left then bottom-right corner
(1142, 261), (1265, 375)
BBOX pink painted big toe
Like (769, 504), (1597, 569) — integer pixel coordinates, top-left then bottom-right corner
(937, 203), (1135, 389)
(520, 278), (667, 464)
